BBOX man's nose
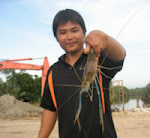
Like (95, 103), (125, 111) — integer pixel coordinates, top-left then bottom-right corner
(67, 32), (73, 40)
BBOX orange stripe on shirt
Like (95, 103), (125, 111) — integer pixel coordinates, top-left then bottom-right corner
(48, 70), (57, 109)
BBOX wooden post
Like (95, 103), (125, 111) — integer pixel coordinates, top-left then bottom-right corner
(111, 80), (124, 112)
(137, 99), (139, 108)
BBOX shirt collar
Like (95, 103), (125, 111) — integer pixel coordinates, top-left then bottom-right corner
(59, 53), (87, 65)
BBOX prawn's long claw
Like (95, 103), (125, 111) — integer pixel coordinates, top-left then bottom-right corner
(94, 78), (104, 133)
(77, 118), (81, 132)
(74, 92), (82, 132)
(99, 107), (104, 133)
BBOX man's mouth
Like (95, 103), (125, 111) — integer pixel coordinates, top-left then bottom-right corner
(66, 42), (77, 45)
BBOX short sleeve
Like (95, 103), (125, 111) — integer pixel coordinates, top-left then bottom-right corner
(40, 68), (56, 111)
(99, 52), (124, 80)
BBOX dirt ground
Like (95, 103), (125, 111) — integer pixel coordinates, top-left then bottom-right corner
(0, 111), (150, 138)
(113, 111), (150, 138)
(0, 94), (150, 138)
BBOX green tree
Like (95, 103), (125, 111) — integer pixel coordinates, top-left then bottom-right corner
(0, 69), (41, 102)
(0, 78), (5, 96)
(6, 71), (41, 102)
(143, 82), (150, 99)
(1, 69), (15, 76)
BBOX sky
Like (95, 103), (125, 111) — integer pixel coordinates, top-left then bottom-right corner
(0, 0), (150, 88)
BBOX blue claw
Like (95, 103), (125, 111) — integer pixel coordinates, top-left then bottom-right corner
(94, 78), (104, 132)
(74, 91), (82, 123)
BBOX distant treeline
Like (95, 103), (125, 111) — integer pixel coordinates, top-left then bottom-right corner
(109, 82), (150, 105)
(0, 70), (150, 104)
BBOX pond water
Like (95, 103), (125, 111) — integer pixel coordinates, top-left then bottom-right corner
(111, 99), (147, 110)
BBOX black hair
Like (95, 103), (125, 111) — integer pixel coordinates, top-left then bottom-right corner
(53, 9), (86, 39)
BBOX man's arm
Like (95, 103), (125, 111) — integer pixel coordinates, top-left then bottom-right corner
(38, 109), (57, 138)
(103, 36), (126, 61)
(84, 30), (126, 61)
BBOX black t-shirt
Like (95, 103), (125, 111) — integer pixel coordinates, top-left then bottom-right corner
(41, 52), (124, 138)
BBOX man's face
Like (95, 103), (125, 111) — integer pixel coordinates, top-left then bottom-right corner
(56, 21), (85, 55)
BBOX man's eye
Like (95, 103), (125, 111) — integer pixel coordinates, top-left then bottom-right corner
(59, 32), (66, 35)
(72, 30), (78, 32)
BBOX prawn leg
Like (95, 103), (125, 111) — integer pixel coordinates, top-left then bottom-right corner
(94, 78), (104, 133)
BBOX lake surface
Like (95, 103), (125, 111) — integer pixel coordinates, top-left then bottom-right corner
(111, 99), (147, 110)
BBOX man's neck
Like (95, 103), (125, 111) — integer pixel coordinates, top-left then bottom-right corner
(65, 50), (84, 66)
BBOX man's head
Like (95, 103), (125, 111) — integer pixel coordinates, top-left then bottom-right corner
(53, 9), (86, 39)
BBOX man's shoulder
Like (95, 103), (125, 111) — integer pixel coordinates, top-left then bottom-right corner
(51, 54), (65, 68)
(51, 60), (62, 68)
(47, 60), (62, 73)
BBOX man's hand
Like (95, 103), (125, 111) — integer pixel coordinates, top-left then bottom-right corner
(84, 30), (108, 57)
(84, 30), (126, 61)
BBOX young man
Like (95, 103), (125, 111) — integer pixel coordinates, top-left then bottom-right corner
(38, 9), (126, 138)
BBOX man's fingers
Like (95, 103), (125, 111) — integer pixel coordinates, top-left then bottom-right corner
(84, 43), (91, 54)
(84, 43), (101, 57)
(91, 45), (99, 57)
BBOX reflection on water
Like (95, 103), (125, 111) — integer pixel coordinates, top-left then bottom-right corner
(111, 99), (148, 110)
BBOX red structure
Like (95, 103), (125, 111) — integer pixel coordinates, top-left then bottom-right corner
(0, 57), (49, 95)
